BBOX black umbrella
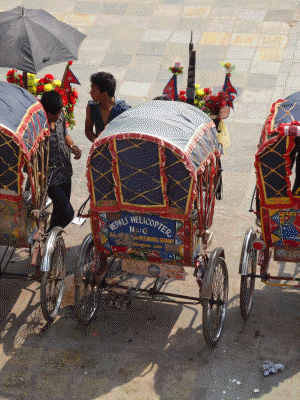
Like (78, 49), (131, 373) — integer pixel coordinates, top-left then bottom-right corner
(0, 6), (86, 74)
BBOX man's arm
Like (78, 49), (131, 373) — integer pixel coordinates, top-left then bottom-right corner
(65, 134), (82, 160)
(85, 105), (96, 143)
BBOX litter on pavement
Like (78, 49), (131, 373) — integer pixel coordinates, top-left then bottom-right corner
(263, 361), (284, 376)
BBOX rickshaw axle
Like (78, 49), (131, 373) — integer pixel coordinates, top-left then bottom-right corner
(105, 282), (201, 302)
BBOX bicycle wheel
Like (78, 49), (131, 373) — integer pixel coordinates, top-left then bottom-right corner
(74, 234), (103, 324)
(41, 234), (66, 322)
(202, 248), (228, 348)
(240, 228), (257, 322)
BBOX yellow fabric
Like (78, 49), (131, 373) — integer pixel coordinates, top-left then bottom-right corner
(217, 120), (230, 154)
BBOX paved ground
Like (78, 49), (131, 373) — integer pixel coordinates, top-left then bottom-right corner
(1, 0), (300, 399)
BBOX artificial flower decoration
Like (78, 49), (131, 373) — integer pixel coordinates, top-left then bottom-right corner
(6, 62), (79, 129)
(219, 61), (236, 76)
(179, 90), (187, 102)
(6, 69), (23, 86)
(177, 62), (236, 117)
(168, 62), (184, 75)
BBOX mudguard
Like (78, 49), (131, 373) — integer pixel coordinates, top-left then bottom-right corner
(74, 233), (94, 285)
(201, 247), (225, 300)
(40, 227), (65, 272)
(239, 227), (256, 275)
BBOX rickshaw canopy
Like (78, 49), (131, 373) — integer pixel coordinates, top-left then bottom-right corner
(255, 92), (300, 249)
(87, 101), (221, 219)
(255, 92), (300, 210)
(0, 81), (49, 199)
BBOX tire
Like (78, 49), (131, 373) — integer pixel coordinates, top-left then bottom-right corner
(41, 234), (66, 322)
(240, 228), (257, 322)
(202, 251), (228, 349)
(74, 234), (103, 324)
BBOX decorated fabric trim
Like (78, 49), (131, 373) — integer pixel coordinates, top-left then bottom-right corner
(261, 206), (300, 249)
(88, 132), (197, 180)
(159, 143), (169, 210)
(277, 120), (300, 137)
(0, 140), (23, 203)
(87, 133), (198, 220)
(259, 99), (286, 143)
(185, 120), (216, 154)
(255, 135), (295, 209)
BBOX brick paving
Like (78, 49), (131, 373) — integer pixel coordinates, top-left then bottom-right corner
(1, 0), (300, 399)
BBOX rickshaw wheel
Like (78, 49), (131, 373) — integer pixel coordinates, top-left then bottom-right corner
(41, 234), (66, 322)
(74, 234), (103, 324)
(202, 248), (228, 349)
(240, 228), (257, 322)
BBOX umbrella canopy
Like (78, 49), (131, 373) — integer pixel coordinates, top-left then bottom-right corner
(0, 6), (86, 74)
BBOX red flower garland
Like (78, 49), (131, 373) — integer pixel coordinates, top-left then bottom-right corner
(5, 62), (79, 130)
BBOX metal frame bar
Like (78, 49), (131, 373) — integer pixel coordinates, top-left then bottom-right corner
(247, 273), (300, 288)
(0, 247), (16, 276)
(0, 271), (36, 280)
(104, 281), (222, 305)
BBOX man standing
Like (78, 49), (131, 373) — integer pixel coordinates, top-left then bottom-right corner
(85, 72), (130, 142)
(40, 91), (82, 230)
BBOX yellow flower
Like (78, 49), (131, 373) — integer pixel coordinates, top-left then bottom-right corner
(44, 83), (53, 92)
(196, 89), (205, 96)
(34, 78), (39, 84)
(195, 84), (200, 89)
(53, 80), (61, 87)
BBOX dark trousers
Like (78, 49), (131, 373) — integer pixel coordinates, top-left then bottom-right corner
(47, 178), (74, 231)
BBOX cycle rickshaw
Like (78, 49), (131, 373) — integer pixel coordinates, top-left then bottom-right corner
(75, 100), (229, 347)
(0, 82), (66, 322)
(239, 91), (300, 321)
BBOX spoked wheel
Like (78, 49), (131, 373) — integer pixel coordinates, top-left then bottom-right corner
(239, 228), (257, 322)
(202, 247), (228, 349)
(74, 234), (104, 324)
(41, 232), (66, 322)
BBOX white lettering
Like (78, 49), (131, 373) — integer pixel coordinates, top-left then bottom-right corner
(165, 229), (171, 238)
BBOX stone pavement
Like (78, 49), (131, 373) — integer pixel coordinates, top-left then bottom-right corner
(1, 0), (300, 399)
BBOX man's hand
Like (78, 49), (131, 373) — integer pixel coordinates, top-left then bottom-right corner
(71, 146), (82, 160)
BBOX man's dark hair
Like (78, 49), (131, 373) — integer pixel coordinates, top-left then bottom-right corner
(153, 96), (172, 101)
(90, 72), (116, 97)
(40, 91), (63, 115)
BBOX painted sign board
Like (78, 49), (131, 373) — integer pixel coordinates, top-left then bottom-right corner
(106, 212), (183, 263)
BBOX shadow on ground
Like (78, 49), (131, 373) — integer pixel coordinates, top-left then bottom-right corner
(0, 259), (299, 399)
